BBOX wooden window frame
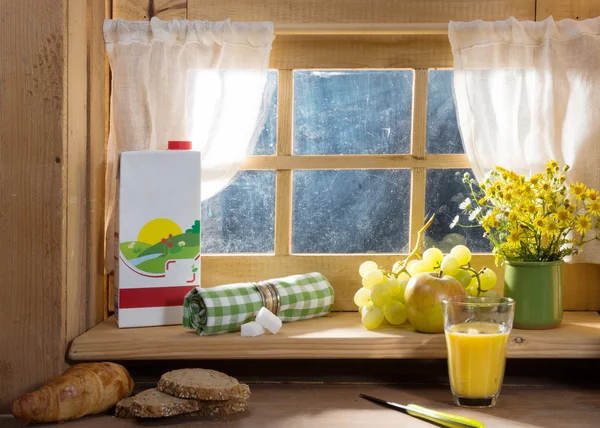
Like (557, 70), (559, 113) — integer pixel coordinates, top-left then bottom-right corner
(200, 64), (491, 313)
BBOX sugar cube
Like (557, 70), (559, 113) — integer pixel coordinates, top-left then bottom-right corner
(241, 321), (265, 337)
(256, 307), (283, 334)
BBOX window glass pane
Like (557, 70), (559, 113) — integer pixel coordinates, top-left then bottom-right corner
(292, 170), (411, 253)
(201, 171), (275, 253)
(252, 71), (278, 155)
(293, 70), (413, 155)
(425, 169), (491, 253)
(426, 70), (464, 154)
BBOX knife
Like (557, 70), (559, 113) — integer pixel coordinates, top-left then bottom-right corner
(359, 394), (484, 428)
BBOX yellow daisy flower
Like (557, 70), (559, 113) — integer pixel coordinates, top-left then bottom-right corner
(554, 207), (573, 226)
(533, 217), (546, 231)
(545, 219), (559, 237)
(506, 230), (523, 246)
(570, 182), (587, 200)
(587, 189), (598, 201)
(575, 214), (592, 235)
(529, 174), (542, 185)
(587, 199), (600, 217)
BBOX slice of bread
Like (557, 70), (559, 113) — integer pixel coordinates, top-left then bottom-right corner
(115, 397), (135, 419)
(157, 369), (242, 400)
(117, 385), (250, 419)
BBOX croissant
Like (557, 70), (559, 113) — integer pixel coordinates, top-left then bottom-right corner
(12, 362), (134, 423)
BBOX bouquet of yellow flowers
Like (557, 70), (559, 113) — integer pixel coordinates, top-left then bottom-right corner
(457, 160), (600, 264)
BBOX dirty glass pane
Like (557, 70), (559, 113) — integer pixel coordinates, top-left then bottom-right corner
(293, 70), (413, 155)
(201, 171), (275, 253)
(426, 70), (464, 154)
(425, 169), (491, 253)
(292, 170), (411, 253)
(252, 71), (278, 155)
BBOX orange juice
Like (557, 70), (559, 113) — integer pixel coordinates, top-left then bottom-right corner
(445, 322), (509, 399)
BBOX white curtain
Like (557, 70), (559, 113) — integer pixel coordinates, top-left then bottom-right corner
(449, 16), (600, 263)
(104, 18), (275, 272)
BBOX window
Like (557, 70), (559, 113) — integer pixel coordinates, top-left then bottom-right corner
(202, 68), (482, 257)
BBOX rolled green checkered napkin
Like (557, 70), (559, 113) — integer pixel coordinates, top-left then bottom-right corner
(183, 272), (334, 335)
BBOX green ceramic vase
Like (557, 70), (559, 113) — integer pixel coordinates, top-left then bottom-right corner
(503, 261), (563, 329)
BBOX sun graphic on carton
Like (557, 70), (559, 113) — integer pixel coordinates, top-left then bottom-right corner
(137, 218), (182, 245)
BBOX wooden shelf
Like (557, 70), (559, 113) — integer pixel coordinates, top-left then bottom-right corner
(68, 312), (600, 361)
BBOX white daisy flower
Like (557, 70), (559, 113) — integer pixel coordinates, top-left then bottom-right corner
(128, 242), (135, 249)
(178, 241), (186, 247)
(468, 206), (482, 221)
(449, 215), (460, 229)
(459, 198), (472, 211)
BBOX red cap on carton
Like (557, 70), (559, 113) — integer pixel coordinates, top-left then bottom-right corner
(168, 140), (192, 150)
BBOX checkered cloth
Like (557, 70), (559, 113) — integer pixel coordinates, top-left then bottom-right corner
(183, 272), (334, 335)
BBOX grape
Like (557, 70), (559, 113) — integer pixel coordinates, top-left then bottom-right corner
(450, 245), (472, 266)
(422, 247), (444, 266)
(362, 269), (384, 289)
(408, 260), (435, 276)
(392, 260), (404, 274)
(370, 283), (392, 307)
(359, 261), (378, 277)
(483, 289), (499, 297)
(469, 277), (478, 289)
(354, 287), (371, 307)
(383, 301), (408, 325)
(360, 301), (374, 315)
(440, 256), (460, 276)
(454, 269), (472, 288)
(387, 277), (402, 296)
(397, 272), (410, 282)
(479, 268), (497, 291)
(466, 284), (479, 296)
(394, 280), (409, 304)
(362, 305), (384, 329)
(443, 233), (466, 248)
(406, 259), (419, 271)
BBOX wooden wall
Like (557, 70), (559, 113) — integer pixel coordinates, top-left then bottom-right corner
(2, 0), (600, 413)
(0, 0), (106, 414)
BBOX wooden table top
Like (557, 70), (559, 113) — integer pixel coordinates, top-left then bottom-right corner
(2, 382), (599, 427)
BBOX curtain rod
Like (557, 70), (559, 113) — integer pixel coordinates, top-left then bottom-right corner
(274, 23), (449, 35)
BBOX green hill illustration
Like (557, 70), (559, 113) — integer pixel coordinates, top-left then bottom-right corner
(119, 219), (200, 274)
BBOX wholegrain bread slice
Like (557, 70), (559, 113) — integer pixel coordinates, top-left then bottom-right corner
(115, 385), (250, 419)
(115, 396), (135, 418)
(157, 368), (242, 400)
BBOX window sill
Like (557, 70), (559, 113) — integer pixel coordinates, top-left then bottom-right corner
(68, 312), (600, 361)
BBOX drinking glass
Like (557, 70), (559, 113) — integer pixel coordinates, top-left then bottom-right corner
(442, 296), (515, 408)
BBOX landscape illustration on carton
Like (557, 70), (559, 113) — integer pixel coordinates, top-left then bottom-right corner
(119, 218), (200, 276)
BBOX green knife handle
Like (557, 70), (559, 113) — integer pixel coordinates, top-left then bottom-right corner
(406, 404), (484, 428)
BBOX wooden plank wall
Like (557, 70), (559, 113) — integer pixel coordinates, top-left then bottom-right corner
(0, 0), (106, 413)
(0, 0), (67, 414)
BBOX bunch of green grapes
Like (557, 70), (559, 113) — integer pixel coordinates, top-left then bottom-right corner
(419, 245), (498, 296)
(354, 245), (498, 330)
(354, 261), (409, 330)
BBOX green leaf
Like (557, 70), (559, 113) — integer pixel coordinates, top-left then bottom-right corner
(192, 268), (198, 272)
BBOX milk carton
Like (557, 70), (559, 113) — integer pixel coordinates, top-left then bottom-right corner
(115, 141), (201, 327)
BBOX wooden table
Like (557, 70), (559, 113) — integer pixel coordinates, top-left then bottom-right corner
(2, 383), (599, 427)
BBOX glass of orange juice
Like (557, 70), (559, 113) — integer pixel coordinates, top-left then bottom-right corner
(442, 296), (515, 408)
